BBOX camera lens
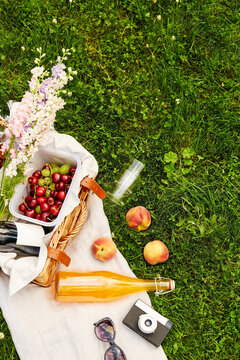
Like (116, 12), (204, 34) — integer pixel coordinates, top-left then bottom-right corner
(145, 319), (152, 327)
(138, 314), (157, 334)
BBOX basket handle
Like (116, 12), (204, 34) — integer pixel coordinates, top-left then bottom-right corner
(80, 177), (106, 199)
(0, 116), (8, 128)
(47, 247), (71, 267)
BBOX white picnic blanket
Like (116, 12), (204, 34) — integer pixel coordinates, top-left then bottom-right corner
(0, 130), (168, 360)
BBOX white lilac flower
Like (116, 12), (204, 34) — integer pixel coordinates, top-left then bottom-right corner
(52, 18), (57, 24)
(175, 99), (180, 105)
(5, 163), (17, 177)
(171, 35), (176, 41)
(157, 15), (162, 21)
(3, 50), (76, 178)
(21, 46), (25, 51)
(31, 66), (44, 77)
(68, 92), (72, 97)
(0, 333), (4, 340)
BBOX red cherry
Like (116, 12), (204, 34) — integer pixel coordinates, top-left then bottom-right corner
(35, 213), (41, 220)
(24, 209), (36, 218)
(52, 173), (61, 183)
(32, 170), (42, 179)
(28, 199), (38, 209)
(58, 181), (65, 190)
(36, 186), (46, 197)
(69, 167), (76, 176)
(30, 184), (37, 191)
(25, 195), (32, 204)
(47, 197), (55, 206)
(42, 164), (50, 170)
(57, 191), (66, 201)
(19, 203), (27, 212)
(50, 190), (58, 198)
(50, 205), (60, 217)
(40, 202), (50, 212)
(61, 174), (70, 183)
(65, 184), (70, 192)
(40, 211), (50, 222)
(55, 182), (65, 191)
(55, 200), (62, 208)
(37, 196), (47, 205)
(28, 176), (38, 185)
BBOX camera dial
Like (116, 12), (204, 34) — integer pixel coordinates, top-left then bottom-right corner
(138, 314), (158, 334)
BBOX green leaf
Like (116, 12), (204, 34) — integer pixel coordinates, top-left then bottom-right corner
(164, 151), (178, 164)
(177, 218), (186, 227)
(184, 159), (193, 166)
(182, 147), (195, 159)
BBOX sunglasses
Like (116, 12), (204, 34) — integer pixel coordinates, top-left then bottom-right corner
(94, 317), (127, 360)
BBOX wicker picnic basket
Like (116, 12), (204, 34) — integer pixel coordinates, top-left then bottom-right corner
(0, 118), (106, 287)
(33, 184), (89, 287)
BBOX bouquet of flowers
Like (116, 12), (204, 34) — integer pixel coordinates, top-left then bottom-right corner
(0, 48), (77, 219)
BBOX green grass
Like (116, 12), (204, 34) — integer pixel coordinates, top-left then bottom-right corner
(0, 0), (240, 359)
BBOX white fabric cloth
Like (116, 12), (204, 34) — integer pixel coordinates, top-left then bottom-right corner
(0, 195), (168, 360)
(0, 127), (168, 359)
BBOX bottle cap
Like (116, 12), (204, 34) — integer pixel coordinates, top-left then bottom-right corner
(154, 276), (175, 296)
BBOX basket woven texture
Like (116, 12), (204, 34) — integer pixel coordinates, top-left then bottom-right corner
(0, 116), (7, 128)
(33, 189), (89, 287)
(0, 119), (90, 287)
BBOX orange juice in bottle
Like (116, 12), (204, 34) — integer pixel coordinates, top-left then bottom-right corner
(55, 271), (175, 303)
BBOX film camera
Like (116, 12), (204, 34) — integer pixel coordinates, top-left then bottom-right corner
(123, 299), (173, 347)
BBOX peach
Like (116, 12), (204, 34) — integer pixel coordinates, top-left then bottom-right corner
(91, 237), (117, 262)
(143, 240), (169, 265)
(126, 206), (151, 231)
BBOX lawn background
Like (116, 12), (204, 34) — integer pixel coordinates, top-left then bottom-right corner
(0, 0), (239, 359)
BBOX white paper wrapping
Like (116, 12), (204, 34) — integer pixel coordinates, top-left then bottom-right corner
(15, 223), (45, 246)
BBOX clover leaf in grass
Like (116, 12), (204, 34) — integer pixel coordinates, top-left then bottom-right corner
(164, 151), (178, 164)
(182, 147), (195, 159)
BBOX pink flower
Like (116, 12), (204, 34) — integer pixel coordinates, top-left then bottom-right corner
(9, 121), (24, 138)
(10, 148), (17, 159)
(0, 138), (10, 153)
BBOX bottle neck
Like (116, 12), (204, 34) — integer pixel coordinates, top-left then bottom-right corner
(136, 277), (175, 295)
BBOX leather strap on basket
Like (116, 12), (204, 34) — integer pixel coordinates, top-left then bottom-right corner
(47, 247), (71, 267)
(80, 177), (106, 200)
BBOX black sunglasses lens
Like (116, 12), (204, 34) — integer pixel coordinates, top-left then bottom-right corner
(105, 346), (126, 360)
(95, 320), (115, 342)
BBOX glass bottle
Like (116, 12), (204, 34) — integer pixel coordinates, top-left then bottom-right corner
(109, 159), (144, 205)
(0, 221), (43, 256)
(55, 270), (175, 303)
